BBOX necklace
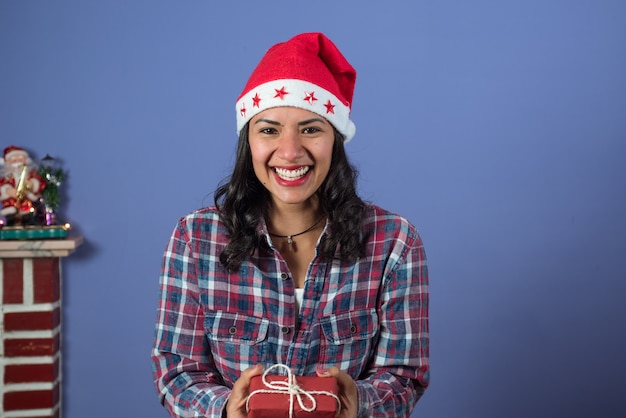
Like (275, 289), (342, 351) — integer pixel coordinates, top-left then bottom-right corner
(268, 216), (325, 246)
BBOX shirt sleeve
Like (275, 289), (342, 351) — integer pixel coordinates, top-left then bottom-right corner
(356, 226), (430, 417)
(151, 220), (231, 418)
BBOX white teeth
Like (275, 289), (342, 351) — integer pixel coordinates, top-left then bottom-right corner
(274, 166), (310, 180)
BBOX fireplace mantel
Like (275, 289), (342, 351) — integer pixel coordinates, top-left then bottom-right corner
(0, 236), (82, 258)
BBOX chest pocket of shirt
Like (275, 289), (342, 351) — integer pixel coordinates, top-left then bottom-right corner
(319, 308), (378, 378)
(204, 311), (269, 382)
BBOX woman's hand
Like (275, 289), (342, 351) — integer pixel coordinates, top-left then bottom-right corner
(224, 364), (264, 418)
(317, 366), (358, 418)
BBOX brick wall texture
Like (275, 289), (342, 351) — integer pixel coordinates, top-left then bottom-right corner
(1, 258), (62, 418)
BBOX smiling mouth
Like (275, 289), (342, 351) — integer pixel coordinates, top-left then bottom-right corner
(274, 166), (310, 181)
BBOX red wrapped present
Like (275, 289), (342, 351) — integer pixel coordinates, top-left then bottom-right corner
(246, 364), (340, 418)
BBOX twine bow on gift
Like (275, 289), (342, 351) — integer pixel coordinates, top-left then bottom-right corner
(245, 363), (341, 418)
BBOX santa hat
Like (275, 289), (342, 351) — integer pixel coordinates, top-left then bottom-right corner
(236, 32), (357, 142)
(3, 145), (27, 158)
(1, 145), (29, 166)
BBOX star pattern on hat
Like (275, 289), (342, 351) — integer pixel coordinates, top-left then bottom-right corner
(303, 91), (318, 105)
(274, 86), (288, 100)
(324, 100), (335, 114)
(240, 104), (247, 117)
(252, 93), (262, 108)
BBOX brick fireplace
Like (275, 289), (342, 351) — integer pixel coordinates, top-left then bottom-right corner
(0, 237), (82, 418)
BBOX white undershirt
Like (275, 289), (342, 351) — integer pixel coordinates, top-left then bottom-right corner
(294, 288), (304, 313)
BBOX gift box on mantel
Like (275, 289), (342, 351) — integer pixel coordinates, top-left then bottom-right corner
(246, 365), (340, 418)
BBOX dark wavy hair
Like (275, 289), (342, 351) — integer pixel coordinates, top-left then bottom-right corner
(214, 124), (365, 272)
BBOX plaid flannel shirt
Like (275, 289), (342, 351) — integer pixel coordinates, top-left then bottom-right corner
(152, 204), (429, 417)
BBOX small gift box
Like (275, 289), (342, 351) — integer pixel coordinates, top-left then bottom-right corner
(246, 364), (340, 418)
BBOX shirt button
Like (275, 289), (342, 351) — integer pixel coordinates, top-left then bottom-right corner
(281, 326), (291, 334)
(229, 326), (237, 335)
(280, 273), (289, 280)
(350, 325), (357, 334)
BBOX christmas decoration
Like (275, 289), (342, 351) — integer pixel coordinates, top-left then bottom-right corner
(38, 154), (65, 226)
(0, 145), (71, 239)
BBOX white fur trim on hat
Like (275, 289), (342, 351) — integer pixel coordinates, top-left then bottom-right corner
(236, 79), (355, 142)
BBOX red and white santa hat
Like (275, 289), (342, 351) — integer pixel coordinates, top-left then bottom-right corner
(236, 32), (357, 142)
(3, 145), (27, 159)
(1, 145), (29, 165)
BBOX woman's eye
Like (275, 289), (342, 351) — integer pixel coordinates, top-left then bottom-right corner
(302, 127), (320, 134)
(259, 127), (277, 134)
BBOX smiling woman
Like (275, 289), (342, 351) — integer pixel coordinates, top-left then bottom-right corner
(151, 32), (430, 418)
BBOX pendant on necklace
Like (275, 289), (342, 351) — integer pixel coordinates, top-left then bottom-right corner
(268, 216), (325, 250)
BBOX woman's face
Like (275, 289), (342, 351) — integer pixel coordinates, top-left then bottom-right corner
(248, 107), (334, 208)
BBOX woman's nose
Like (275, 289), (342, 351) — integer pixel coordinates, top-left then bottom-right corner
(276, 129), (305, 161)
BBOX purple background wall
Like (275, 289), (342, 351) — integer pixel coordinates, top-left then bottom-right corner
(2, 1), (625, 417)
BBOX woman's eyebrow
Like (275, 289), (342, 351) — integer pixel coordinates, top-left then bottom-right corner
(254, 118), (281, 126)
(298, 118), (326, 126)
(253, 117), (326, 126)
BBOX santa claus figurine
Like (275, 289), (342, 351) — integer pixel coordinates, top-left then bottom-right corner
(0, 145), (46, 225)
